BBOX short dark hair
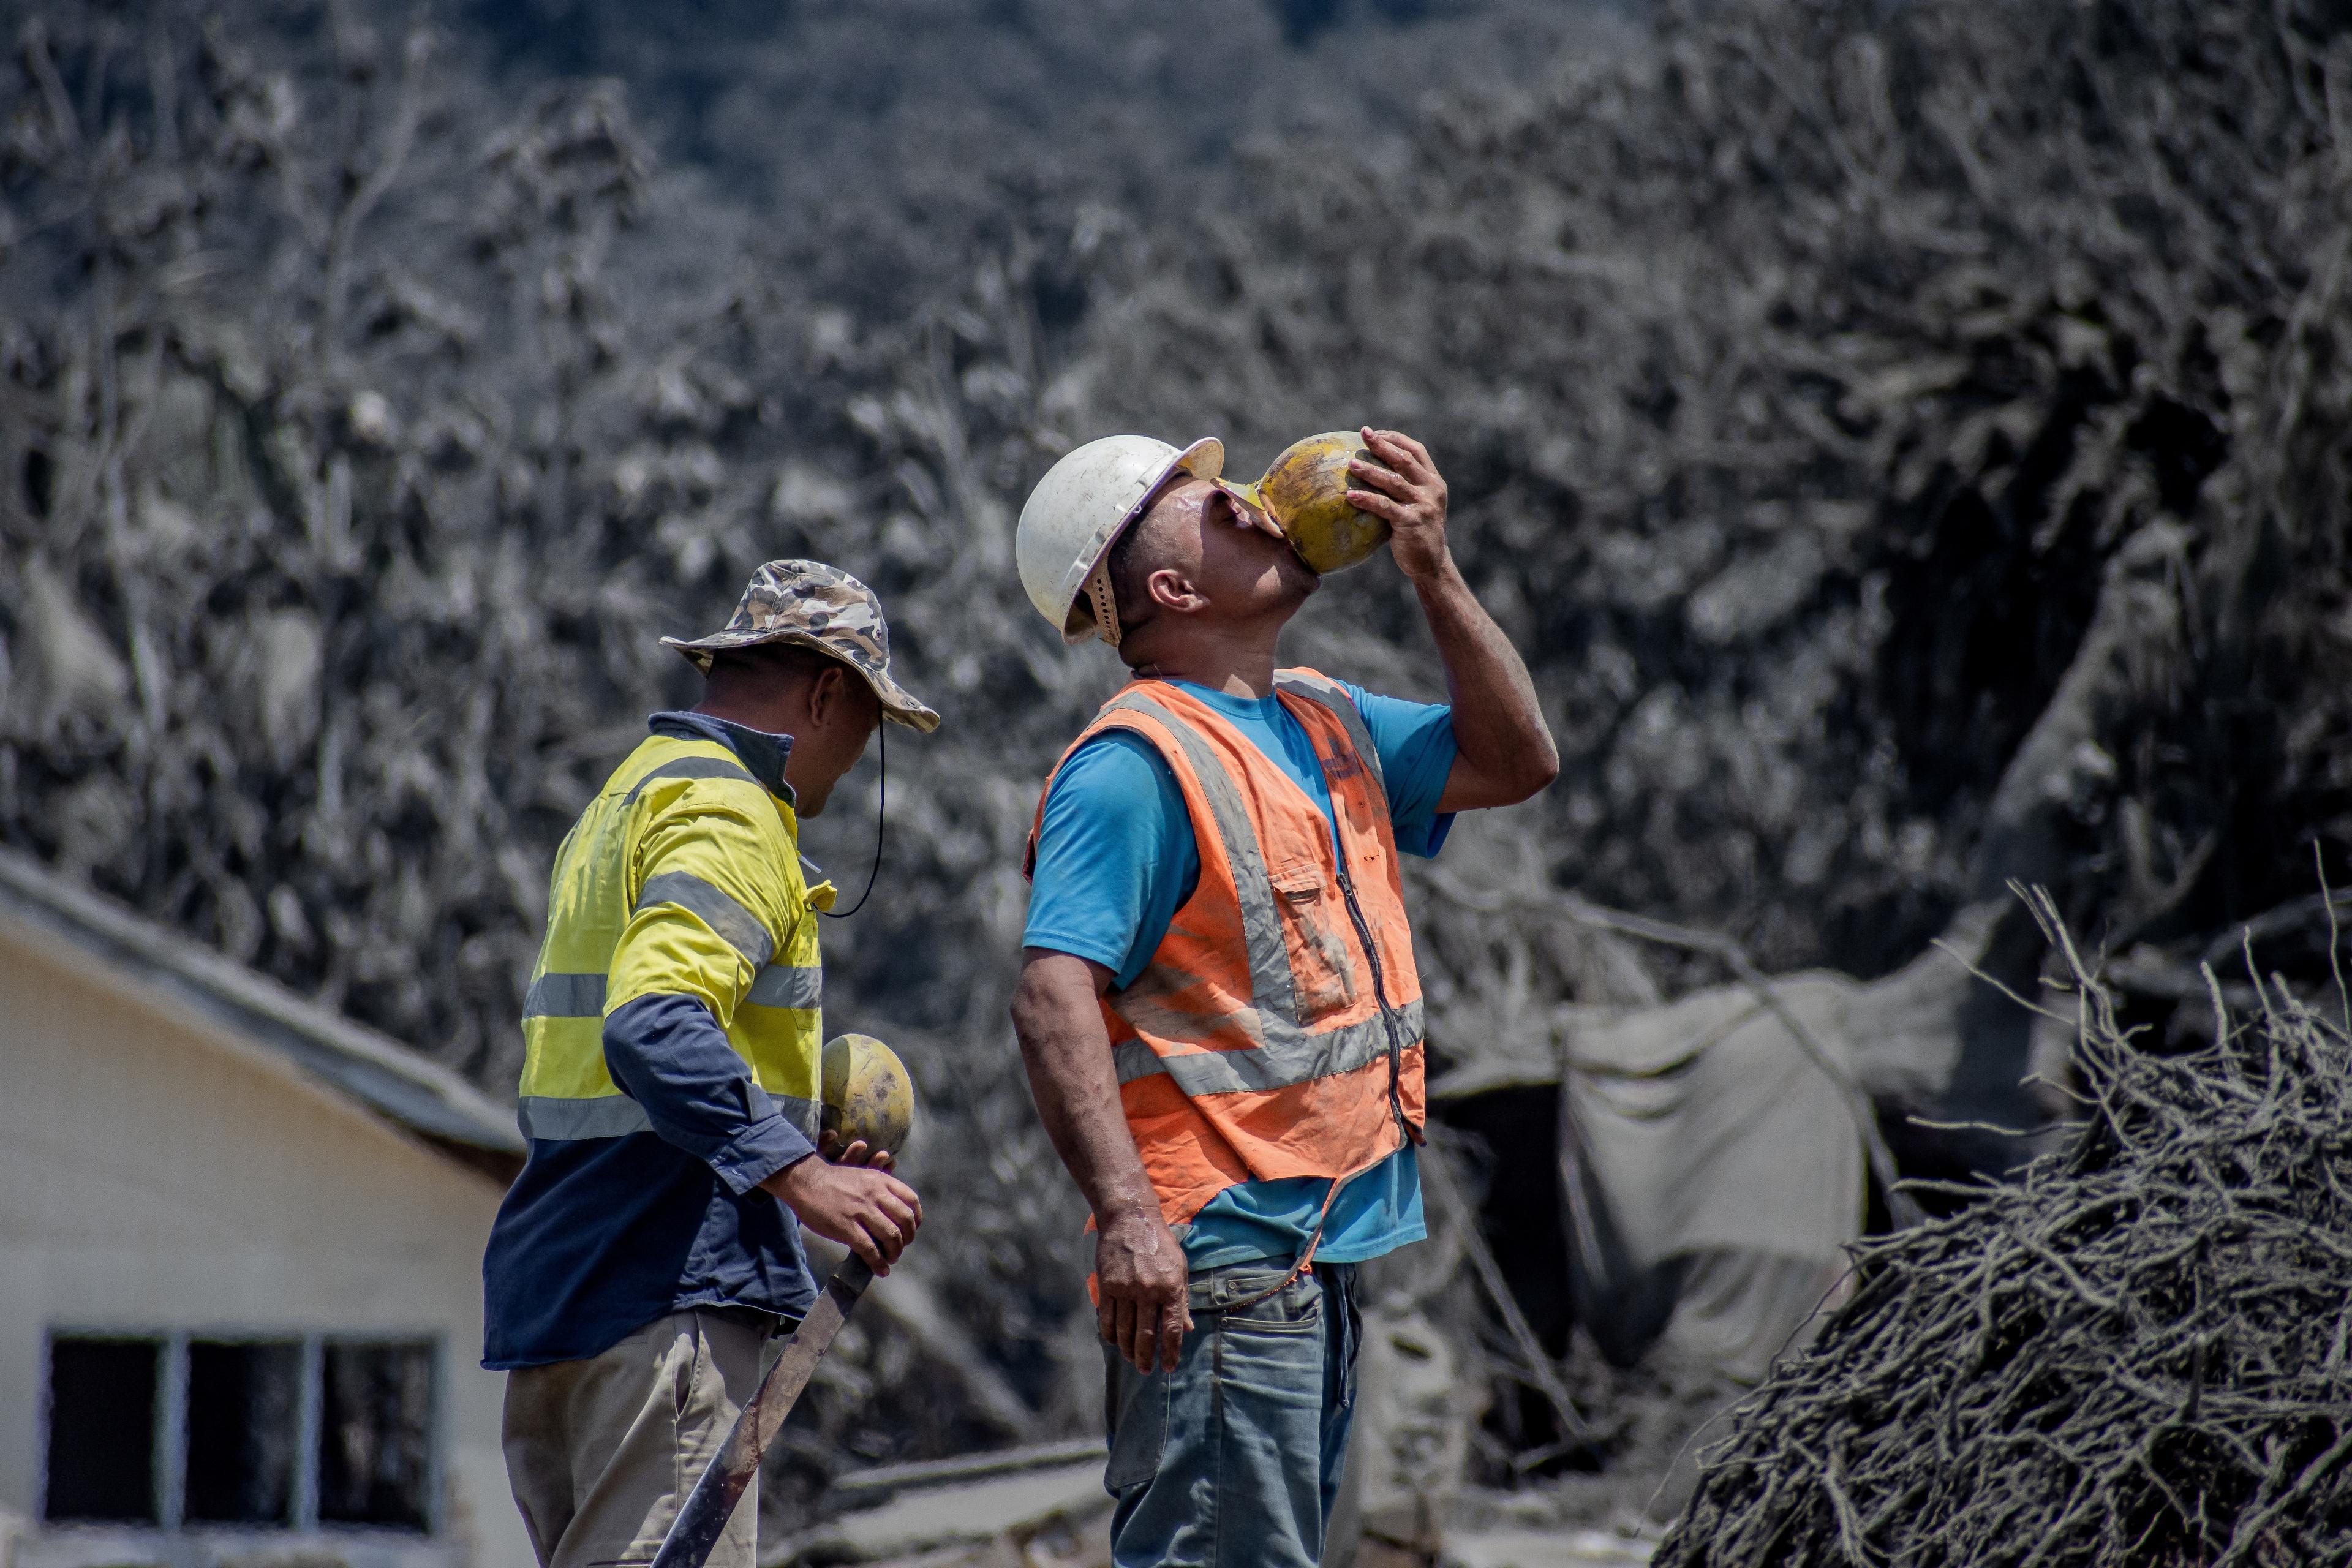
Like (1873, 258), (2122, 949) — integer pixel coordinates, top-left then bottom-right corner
(1106, 511), (1157, 639)
(706, 639), (843, 688)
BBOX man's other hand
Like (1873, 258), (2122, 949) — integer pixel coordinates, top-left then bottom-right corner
(1011, 948), (1193, 1373)
(1346, 427), (1451, 582)
(764, 1153), (922, 1273)
(1097, 1207), (1193, 1374)
(818, 1128), (896, 1172)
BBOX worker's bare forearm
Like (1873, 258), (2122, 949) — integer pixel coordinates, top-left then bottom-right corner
(1346, 427), (1557, 811)
(1410, 554), (1559, 809)
(1009, 951), (1162, 1228)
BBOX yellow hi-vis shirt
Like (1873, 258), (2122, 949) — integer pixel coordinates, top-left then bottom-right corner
(516, 730), (834, 1142)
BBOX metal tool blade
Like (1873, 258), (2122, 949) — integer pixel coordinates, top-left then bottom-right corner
(649, 1255), (876, 1568)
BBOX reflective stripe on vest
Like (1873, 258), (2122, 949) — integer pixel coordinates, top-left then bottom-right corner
(1273, 669), (1389, 801)
(1028, 669), (1428, 1226)
(1107, 1001), (1424, 1091)
(515, 733), (824, 1144)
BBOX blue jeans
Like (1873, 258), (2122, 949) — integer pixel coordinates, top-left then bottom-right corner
(1102, 1262), (1361, 1568)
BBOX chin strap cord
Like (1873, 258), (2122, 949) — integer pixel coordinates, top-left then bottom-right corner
(819, 723), (884, 920)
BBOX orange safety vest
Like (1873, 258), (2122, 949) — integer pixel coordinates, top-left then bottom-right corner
(1026, 669), (1428, 1229)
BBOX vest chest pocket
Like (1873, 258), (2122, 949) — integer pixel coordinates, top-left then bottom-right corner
(1266, 858), (1357, 1016)
(1267, 860), (1324, 902)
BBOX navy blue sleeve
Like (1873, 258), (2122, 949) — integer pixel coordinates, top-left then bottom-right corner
(1022, 731), (1201, 990)
(1340, 680), (1460, 858)
(603, 993), (816, 1196)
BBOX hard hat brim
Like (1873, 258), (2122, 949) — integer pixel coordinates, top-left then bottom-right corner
(1208, 477), (1291, 545)
(1058, 436), (1226, 644)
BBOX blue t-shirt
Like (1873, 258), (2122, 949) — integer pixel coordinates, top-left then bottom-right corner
(1023, 678), (1457, 1272)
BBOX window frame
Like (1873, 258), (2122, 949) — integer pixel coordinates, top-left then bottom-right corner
(38, 1325), (445, 1539)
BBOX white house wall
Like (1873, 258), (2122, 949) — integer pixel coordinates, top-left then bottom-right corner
(0, 914), (532, 1568)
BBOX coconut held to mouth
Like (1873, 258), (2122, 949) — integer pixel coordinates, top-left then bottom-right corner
(1219, 430), (1395, 576)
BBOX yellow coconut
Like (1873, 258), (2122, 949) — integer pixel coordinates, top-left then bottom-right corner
(1228, 431), (1393, 575)
(821, 1033), (917, 1156)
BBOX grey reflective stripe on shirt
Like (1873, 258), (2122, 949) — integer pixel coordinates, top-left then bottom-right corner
(527, 963), (813, 1017)
(1103, 690), (1302, 1028)
(636, 871), (776, 971)
(780, 1090), (819, 1140)
(1110, 998), (1425, 1093)
(1273, 669), (1390, 808)
(517, 1095), (655, 1139)
(518, 1087), (821, 1142)
(620, 754), (761, 805)
(523, 971), (606, 1018)
(745, 962), (822, 1009)
(747, 1082), (823, 1142)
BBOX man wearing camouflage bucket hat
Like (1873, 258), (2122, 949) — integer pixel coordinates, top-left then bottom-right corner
(485, 560), (938, 1568)
(655, 559), (941, 731)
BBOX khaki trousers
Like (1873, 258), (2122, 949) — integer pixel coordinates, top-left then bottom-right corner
(503, 1311), (775, 1568)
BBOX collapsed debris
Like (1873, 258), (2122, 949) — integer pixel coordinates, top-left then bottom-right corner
(1655, 899), (2352, 1565)
(776, 1441), (1113, 1567)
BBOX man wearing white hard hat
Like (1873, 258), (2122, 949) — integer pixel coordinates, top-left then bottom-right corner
(1010, 429), (1556, 1568)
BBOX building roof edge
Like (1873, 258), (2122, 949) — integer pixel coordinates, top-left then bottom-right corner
(0, 845), (524, 1158)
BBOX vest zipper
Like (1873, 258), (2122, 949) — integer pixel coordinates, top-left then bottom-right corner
(1331, 858), (1422, 1148)
(1229, 857), (1420, 1312)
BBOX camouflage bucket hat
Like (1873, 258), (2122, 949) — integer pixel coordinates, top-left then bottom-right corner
(662, 560), (941, 733)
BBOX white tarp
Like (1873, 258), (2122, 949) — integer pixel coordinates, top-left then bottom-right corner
(1558, 975), (1864, 1379)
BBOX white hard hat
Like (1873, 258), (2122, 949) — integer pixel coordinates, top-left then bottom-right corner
(1016, 434), (1224, 645)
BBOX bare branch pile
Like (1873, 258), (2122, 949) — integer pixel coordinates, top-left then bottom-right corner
(1656, 914), (2352, 1564)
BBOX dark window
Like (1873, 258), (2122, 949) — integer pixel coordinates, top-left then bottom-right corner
(44, 1337), (160, 1524)
(317, 1341), (434, 1531)
(185, 1341), (301, 1525)
(42, 1330), (439, 1535)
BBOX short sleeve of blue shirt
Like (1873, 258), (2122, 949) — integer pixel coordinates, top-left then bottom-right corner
(1022, 732), (1199, 989)
(1340, 680), (1459, 859)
